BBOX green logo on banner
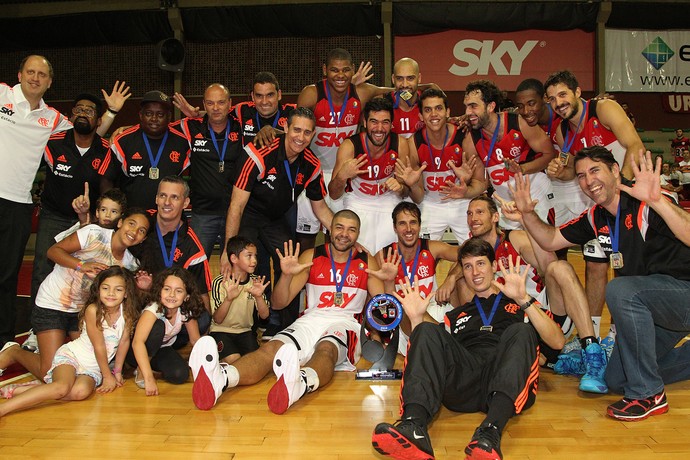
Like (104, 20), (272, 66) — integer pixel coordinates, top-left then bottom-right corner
(642, 37), (674, 70)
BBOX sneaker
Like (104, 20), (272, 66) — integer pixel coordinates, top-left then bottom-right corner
(464, 422), (502, 460)
(0, 341), (20, 376)
(189, 336), (228, 410)
(553, 350), (586, 376)
(579, 343), (608, 393)
(561, 335), (582, 354)
(267, 343), (305, 414)
(607, 391), (668, 421)
(22, 329), (38, 353)
(372, 419), (435, 460)
(600, 335), (615, 360)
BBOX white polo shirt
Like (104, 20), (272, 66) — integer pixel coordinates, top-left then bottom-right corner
(0, 83), (72, 204)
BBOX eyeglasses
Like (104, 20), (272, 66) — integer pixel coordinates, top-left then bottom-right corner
(72, 106), (97, 117)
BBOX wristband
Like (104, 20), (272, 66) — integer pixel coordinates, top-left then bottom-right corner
(112, 368), (122, 375)
(75, 261), (84, 272)
(107, 108), (119, 114)
(519, 296), (537, 311)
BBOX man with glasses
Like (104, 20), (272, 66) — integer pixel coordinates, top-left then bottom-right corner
(110, 91), (190, 211)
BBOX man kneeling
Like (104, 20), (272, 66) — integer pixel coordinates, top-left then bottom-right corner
(372, 237), (564, 460)
(189, 210), (394, 413)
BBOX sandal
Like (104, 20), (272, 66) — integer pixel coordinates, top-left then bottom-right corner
(0, 379), (41, 399)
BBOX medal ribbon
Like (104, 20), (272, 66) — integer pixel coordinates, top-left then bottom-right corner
(474, 293), (503, 329)
(397, 241), (422, 285)
(424, 125), (449, 170)
(142, 130), (169, 170)
(328, 245), (353, 297)
(208, 120), (230, 165)
(562, 99), (587, 154)
(255, 108), (281, 129)
(605, 200), (622, 254)
(156, 222), (180, 268)
(482, 114), (502, 168)
(325, 81), (349, 129)
(283, 159), (301, 202)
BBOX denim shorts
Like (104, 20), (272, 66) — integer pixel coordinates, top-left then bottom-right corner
(31, 305), (80, 334)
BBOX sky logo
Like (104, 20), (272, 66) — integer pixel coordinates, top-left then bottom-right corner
(642, 37), (674, 70)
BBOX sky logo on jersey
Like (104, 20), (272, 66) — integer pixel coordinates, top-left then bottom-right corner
(642, 37), (674, 70)
(0, 105), (14, 116)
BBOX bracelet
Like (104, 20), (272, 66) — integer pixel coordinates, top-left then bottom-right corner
(112, 368), (122, 375)
(104, 110), (116, 119)
(519, 296), (537, 311)
(107, 108), (119, 114)
(75, 261), (84, 271)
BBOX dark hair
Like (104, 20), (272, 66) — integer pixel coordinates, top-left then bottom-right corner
(19, 55), (53, 78)
(81, 266), (140, 335)
(287, 107), (316, 126)
(158, 175), (190, 198)
(469, 195), (498, 215)
(573, 146), (618, 171)
(465, 80), (503, 107)
(73, 93), (104, 117)
(515, 78), (544, 98)
(253, 72), (280, 92)
(392, 201), (421, 225)
(363, 97), (394, 121)
(148, 267), (205, 320)
(333, 209), (361, 227)
(418, 88), (448, 112)
(97, 188), (127, 213)
(544, 70), (579, 93)
(326, 48), (352, 66)
(226, 235), (256, 262)
(459, 237), (495, 263)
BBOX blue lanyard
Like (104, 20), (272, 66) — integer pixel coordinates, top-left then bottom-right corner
(563, 99), (587, 153)
(208, 120), (229, 163)
(255, 108), (280, 129)
(325, 81), (349, 128)
(605, 201), (622, 253)
(393, 91), (416, 109)
(283, 159), (300, 202)
(474, 292), (503, 329)
(424, 126), (449, 170)
(397, 241), (422, 285)
(483, 114), (502, 168)
(142, 130), (169, 169)
(156, 222), (180, 268)
(362, 134), (390, 178)
(328, 245), (353, 294)
(494, 235), (502, 252)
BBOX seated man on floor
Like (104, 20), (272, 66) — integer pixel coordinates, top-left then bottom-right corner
(188, 209), (397, 413)
(372, 237), (564, 460)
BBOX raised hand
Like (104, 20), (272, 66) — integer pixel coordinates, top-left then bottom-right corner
(172, 92), (200, 118)
(247, 275), (270, 298)
(395, 157), (425, 188)
(221, 274), (242, 302)
(72, 182), (91, 224)
(101, 81), (131, 113)
(492, 256), (529, 302)
(439, 177), (467, 200)
(81, 261), (108, 279)
(509, 172), (538, 214)
(448, 151), (476, 184)
(338, 155), (369, 181)
(352, 61), (374, 86)
(618, 149), (663, 204)
(366, 247), (401, 282)
(494, 193), (522, 223)
(392, 276), (434, 323)
(276, 240), (313, 276)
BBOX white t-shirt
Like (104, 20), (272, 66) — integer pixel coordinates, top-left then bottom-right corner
(143, 302), (189, 348)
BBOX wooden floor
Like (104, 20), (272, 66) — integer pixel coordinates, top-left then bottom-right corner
(2, 252), (690, 459)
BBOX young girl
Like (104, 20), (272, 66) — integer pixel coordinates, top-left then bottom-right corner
(0, 267), (139, 416)
(127, 267), (205, 396)
(0, 208), (149, 382)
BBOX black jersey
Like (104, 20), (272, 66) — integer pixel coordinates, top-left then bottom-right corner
(234, 101), (296, 146)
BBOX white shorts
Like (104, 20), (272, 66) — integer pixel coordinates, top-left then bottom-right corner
(271, 313), (361, 371)
(551, 179), (592, 226)
(296, 171), (344, 235)
(498, 179), (555, 230)
(342, 198), (399, 255)
(420, 200), (471, 244)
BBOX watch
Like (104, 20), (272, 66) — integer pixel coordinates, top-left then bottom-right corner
(519, 296), (537, 311)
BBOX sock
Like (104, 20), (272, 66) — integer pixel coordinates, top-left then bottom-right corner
(402, 403), (431, 427)
(484, 392), (514, 433)
(225, 364), (240, 388)
(300, 367), (319, 394)
(591, 316), (602, 338)
(580, 336), (597, 349)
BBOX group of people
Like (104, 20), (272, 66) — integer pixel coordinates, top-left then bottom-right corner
(0, 50), (689, 460)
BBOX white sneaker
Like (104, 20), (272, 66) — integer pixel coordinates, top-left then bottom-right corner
(22, 330), (38, 353)
(189, 336), (227, 410)
(267, 343), (305, 415)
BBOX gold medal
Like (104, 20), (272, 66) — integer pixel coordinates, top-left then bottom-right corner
(334, 291), (344, 306)
(559, 151), (570, 166)
(218, 161), (225, 173)
(610, 252), (624, 270)
(149, 167), (159, 179)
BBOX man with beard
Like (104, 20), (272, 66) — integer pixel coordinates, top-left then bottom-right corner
(329, 98), (408, 254)
(189, 210), (396, 413)
(179, 83), (243, 260)
(461, 80), (557, 230)
(384, 58), (427, 138)
(30, 94), (120, 308)
(512, 147), (690, 421)
(110, 90), (190, 211)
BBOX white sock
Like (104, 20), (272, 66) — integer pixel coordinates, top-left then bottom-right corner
(591, 316), (602, 338)
(225, 364), (240, 388)
(606, 324), (616, 339)
(300, 367), (319, 394)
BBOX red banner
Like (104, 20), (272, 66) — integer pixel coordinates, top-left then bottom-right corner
(662, 93), (690, 113)
(395, 30), (595, 92)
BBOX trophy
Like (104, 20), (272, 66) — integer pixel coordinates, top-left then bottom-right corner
(356, 294), (403, 380)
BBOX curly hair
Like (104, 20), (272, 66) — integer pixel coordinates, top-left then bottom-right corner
(81, 266), (140, 335)
(147, 267), (205, 320)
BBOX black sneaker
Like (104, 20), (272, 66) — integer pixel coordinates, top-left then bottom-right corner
(606, 391), (668, 421)
(464, 422), (502, 460)
(372, 419), (435, 460)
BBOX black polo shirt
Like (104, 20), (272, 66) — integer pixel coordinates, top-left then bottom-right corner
(234, 101), (296, 146)
(179, 114), (243, 215)
(42, 130), (113, 218)
(234, 135), (326, 221)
